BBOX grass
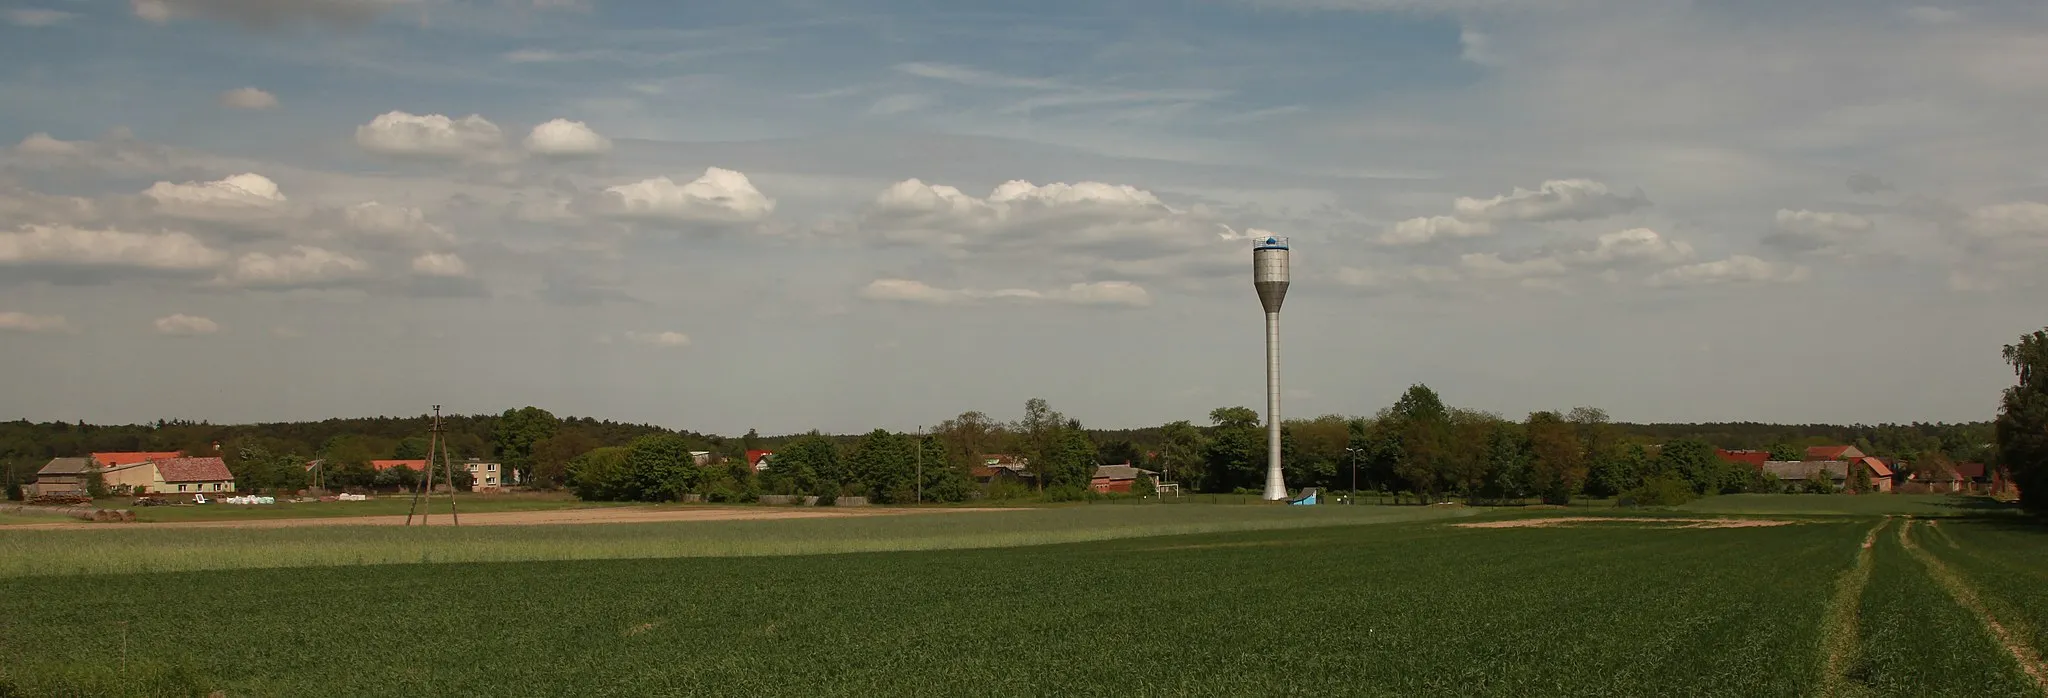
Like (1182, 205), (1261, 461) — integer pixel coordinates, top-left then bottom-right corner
(82, 491), (618, 522)
(1674, 494), (2018, 518)
(0, 515), (1875, 697)
(1843, 518), (2039, 697)
(1912, 518), (2048, 685)
(0, 512), (62, 526)
(0, 504), (1478, 578)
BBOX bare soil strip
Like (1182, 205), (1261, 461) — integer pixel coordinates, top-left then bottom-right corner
(0, 506), (1016, 531)
(1453, 517), (1797, 529)
(1898, 519), (2048, 693)
(1819, 519), (1887, 698)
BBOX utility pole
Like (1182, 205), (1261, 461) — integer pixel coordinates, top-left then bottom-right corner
(915, 425), (923, 505)
(1344, 446), (1362, 505)
(404, 405), (461, 526)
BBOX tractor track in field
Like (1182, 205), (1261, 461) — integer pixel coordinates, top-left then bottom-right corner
(1819, 518), (1887, 698)
(1898, 518), (2048, 694)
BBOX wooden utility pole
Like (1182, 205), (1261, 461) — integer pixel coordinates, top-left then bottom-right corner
(404, 405), (462, 526)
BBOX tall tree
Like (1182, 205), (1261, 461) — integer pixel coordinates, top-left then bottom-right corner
(917, 433), (972, 503)
(1156, 420), (1209, 490)
(1658, 438), (1722, 495)
(530, 430), (598, 489)
(494, 406), (560, 484)
(741, 428), (761, 453)
(1040, 420), (1100, 491)
(1013, 399), (1067, 487)
(623, 434), (699, 501)
(1997, 328), (2048, 514)
(771, 432), (843, 497)
(1204, 406), (1264, 492)
(1526, 411), (1587, 504)
(1386, 385), (1452, 501)
(566, 446), (632, 501)
(848, 429), (916, 502)
(936, 411), (1006, 470)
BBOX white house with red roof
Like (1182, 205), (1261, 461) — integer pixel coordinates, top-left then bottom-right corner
(75, 452), (235, 497)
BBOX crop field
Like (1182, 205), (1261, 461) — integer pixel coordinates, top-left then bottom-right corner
(72, 492), (621, 523)
(1, 503), (2043, 697)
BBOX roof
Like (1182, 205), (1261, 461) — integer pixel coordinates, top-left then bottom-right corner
(1954, 462), (1988, 479)
(36, 457), (93, 476)
(369, 459), (427, 471)
(980, 454), (1027, 466)
(1763, 460), (1849, 481)
(972, 463), (1034, 479)
(91, 451), (182, 467)
(1859, 456), (1894, 478)
(1806, 445), (1858, 460)
(1716, 450), (1769, 467)
(156, 457), (233, 483)
(745, 450), (773, 464)
(1091, 464), (1158, 481)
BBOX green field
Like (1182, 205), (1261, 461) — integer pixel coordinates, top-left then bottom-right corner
(2, 502), (2043, 697)
(1674, 494), (2016, 518)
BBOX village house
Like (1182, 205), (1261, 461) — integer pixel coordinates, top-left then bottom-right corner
(1762, 457), (1893, 493)
(745, 450), (774, 471)
(1806, 445), (1867, 461)
(369, 459), (428, 472)
(1089, 464), (1160, 493)
(972, 454), (1035, 487)
(26, 457), (93, 496)
(464, 458), (509, 490)
(1715, 449), (1770, 469)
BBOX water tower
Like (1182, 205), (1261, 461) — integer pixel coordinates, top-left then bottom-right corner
(1253, 236), (1290, 500)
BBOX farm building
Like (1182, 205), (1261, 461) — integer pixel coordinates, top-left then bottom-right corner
(745, 450), (774, 471)
(1715, 450), (1770, 468)
(972, 455), (1035, 487)
(1805, 445), (1866, 461)
(1090, 464), (1160, 493)
(26, 457), (94, 496)
(1762, 459), (1892, 492)
(154, 458), (237, 495)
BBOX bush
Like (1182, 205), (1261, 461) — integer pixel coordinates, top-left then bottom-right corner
(1618, 475), (1694, 507)
(1044, 485), (1095, 502)
(984, 479), (1030, 501)
(4, 480), (21, 502)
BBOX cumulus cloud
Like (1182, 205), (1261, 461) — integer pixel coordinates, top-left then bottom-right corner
(1764, 209), (1874, 253)
(0, 225), (224, 272)
(859, 178), (1249, 283)
(524, 119), (612, 157)
(1457, 252), (1567, 280)
(211, 246), (369, 288)
(1957, 201), (2048, 242)
(0, 311), (76, 334)
(1564, 228), (1696, 266)
(144, 172), (286, 208)
(131, 0), (411, 29)
(859, 278), (1153, 307)
(1451, 179), (1650, 223)
(340, 201), (453, 247)
(624, 330), (690, 347)
(15, 133), (82, 155)
(595, 168), (775, 224)
(153, 313), (219, 336)
(5, 9), (76, 27)
(354, 111), (506, 159)
(409, 252), (469, 277)
(219, 87), (278, 109)
(1646, 256), (1810, 287)
(1378, 215), (1492, 245)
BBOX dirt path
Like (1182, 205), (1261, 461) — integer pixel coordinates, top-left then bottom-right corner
(1898, 518), (2048, 693)
(1818, 518), (1887, 698)
(1, 506), (1016, 531)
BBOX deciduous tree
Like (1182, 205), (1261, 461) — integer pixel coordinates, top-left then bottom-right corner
(1204, 406), (1264, 492)
(1526, 411), (1586, 504)
(1997, 328), (2048, 514)
(493, 406), (560, 485)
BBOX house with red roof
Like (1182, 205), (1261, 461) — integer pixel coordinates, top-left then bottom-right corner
(745, 450), (774, 471)
(1716, 450), (1770, 469)
(1805, 445), (1866, 461)
(91, 451), (184, 468)
(154, 458), (237, 496)
(369, 459), (429, 472)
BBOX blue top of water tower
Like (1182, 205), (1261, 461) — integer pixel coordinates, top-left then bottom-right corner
(1253, 235), (1289, 251)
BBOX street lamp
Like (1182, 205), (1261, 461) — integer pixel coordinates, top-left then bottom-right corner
(1343, 446), (1363, 505)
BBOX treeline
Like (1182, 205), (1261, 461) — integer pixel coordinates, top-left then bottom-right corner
(0, 391), (2005, 504)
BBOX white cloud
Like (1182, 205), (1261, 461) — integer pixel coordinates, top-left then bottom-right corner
(131, 0), (413, 28)
(0, 312), (75, 334)
(341, 202), (453, 247)
(1452, 179), (1650, 223)
(153, 313), (219, 336)
(1646, 255), (1809, 287)
(5, 8), (77, 27)
(14, 133), (82, 155)
(1333, 265), (1462, 290)
(624, 330), (690, 347)
(597, 168), (775, 224)
(354, 111), (506, 159)
(1958, 201), (2048, 242)
(1565, 228), (1696, 266)
(1765, 209), (1874, 253)
(859, 278), (1153, 307)
(219, 87), (278, 109)
(859, 178), (1247, 283)
(144, 172), (287, 208)
(1378, 215), (1493, 245)
(0, 225), (224, 271)
(212, 246), (369, 288)
(1903, 6), (1961, 24)
(523, 118), (612, 157)
(409, 252), (469, 277)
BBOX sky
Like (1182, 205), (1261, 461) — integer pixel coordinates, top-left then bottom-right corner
(2, 0), (2046, 434)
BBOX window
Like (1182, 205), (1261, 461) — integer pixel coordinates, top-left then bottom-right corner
(178, 484), (187, 492)
(214, 483), (223, 491)
(488, 464), (497, 472)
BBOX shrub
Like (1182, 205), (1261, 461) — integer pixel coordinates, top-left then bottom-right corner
(1618, 475), (1694, 507)
(1045, 485), (1095, 503)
